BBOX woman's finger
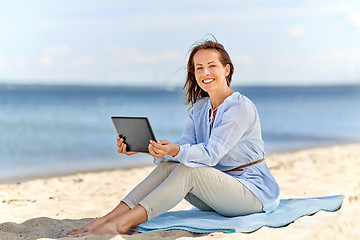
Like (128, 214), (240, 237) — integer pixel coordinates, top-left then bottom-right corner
(122, 144), (127, 153)
(151, 145), (160, 155)
(148, 143), (152, 152)
(156, 148), (166, 156)
(117, 137), (124, 147)
(156, 140), (169, 145)
(149, 144), (162, 157)
(118, 143), (125, 153)
(153, 147), (166, 157)
(150, 140), (167, 151)
(118, 142), (124, 153)
(149, 147), (158, 157)
(148, 145), (156, 156)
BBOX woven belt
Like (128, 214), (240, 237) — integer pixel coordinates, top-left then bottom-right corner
(227, 158), (265, 172)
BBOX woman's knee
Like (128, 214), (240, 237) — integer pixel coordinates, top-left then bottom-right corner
(148, 161), (179, 180)
(175, 163), (210, 172)
(159, 161), (178, 167)
(173, 163), (197, 175)
(156, 161), (179, 172)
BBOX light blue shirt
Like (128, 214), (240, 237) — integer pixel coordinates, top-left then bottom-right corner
(154, 92), (280, 212)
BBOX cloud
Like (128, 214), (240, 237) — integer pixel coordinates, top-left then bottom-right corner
(1, 1), (359, 86)
(15, 57), (27, 67)
(234, 55), (254, 65)
(43, 46), (71, 56)
(105, 45), (183, 65)
(226, 45), (360, 86)
(72, 55), (96, 67)
(11, 44), (186, 86)
(40, 56), (53, 66)
(288, 25), (307, 37)
(326, 2), (360, 29)
(232, 55), (255, 77)
(347, 11), (360, 27)
(0, 55), (8, 71)
(39, 45), (72, 67)
(100, 45), (186, 85)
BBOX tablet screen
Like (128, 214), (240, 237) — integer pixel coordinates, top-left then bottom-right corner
(111, 116), (156, 153)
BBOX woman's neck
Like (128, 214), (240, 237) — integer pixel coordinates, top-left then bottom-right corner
(209, 87), (234, 109)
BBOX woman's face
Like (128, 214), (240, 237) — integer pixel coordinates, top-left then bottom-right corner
(193, 49), (230, 95)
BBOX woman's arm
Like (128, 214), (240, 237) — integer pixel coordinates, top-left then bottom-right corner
(174, 110), (197, 146)
(150, 109), (197, 163)
(173, 102), (256, 167)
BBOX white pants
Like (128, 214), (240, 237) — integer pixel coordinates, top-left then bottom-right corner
(122, 161), (263, 220)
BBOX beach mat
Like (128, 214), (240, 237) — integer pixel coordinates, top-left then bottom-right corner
(136, 195), (344, 233)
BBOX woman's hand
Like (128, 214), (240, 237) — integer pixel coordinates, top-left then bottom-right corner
(117, 136), (137, 156)
(148, 140), (180, 158)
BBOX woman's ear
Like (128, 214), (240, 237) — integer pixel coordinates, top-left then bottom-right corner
(225, 64), (230, 77)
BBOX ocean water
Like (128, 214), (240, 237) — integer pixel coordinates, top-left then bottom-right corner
(1, 84), (360, 182)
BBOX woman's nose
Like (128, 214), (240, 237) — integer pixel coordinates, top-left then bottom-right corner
(202, 67), (210, 76)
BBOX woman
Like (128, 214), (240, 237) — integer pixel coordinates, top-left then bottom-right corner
(69, 39), (280, 237)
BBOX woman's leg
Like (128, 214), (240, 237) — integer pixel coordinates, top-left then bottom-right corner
(78, 163), (263, 236)
(121, 161), (179, 209)
(183, 166), (263, 216)
(138, 163), (263, 219)
(68, 161), (178, 236)
(184, 193), (214, 211)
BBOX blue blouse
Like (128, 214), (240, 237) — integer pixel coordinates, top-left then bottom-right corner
(154, 92), (280, 212)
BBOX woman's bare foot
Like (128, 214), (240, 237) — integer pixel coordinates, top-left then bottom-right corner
(77, 205), (147, 237)
(68, 201), (132, 236)
(68, 218), (105, 236)
(77, 220), (127, 237)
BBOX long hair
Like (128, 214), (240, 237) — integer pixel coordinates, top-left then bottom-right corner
(183, 39), (234, 107)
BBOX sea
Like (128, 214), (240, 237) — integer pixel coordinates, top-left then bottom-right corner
(1, 84), (360, 183)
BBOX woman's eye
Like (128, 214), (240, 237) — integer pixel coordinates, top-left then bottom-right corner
(210, 65), (216, 68)
(196, 67), (203, 70)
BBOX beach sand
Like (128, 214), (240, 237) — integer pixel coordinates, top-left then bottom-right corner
(1, 144), (359, 240)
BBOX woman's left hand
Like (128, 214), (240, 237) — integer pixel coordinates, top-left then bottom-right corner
(148, 140), (180, 157)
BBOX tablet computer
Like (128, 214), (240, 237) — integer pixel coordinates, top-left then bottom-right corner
(111, 116), (156, 153)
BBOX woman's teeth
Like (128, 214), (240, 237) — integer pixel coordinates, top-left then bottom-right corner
(203, 79), (214, 84)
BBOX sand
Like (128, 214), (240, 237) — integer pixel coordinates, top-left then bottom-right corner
(1, 144), (360, 240)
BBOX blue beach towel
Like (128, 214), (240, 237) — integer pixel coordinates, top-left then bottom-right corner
(137, 195), (344, 233)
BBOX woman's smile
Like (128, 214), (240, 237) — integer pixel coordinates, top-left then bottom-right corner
(193, 49), (230, 94)
(202, 78), (215, 84)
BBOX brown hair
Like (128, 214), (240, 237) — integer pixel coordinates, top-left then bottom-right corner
(183, 39), (234, 106)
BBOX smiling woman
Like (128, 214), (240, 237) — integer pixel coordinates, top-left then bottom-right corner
(184, 40), (234, 106)
(68, 38), (280, 237)
(193, 50), (231, 106)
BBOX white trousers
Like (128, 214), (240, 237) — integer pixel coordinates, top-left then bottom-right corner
(122, 161), (263, 220)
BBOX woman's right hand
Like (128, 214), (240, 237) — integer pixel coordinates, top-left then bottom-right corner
(117, 136), (137, 156)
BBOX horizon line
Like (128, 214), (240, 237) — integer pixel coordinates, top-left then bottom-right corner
(1, 82), (359, 90)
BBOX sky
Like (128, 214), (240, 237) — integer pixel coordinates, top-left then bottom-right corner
(0, 0), (359, 88)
